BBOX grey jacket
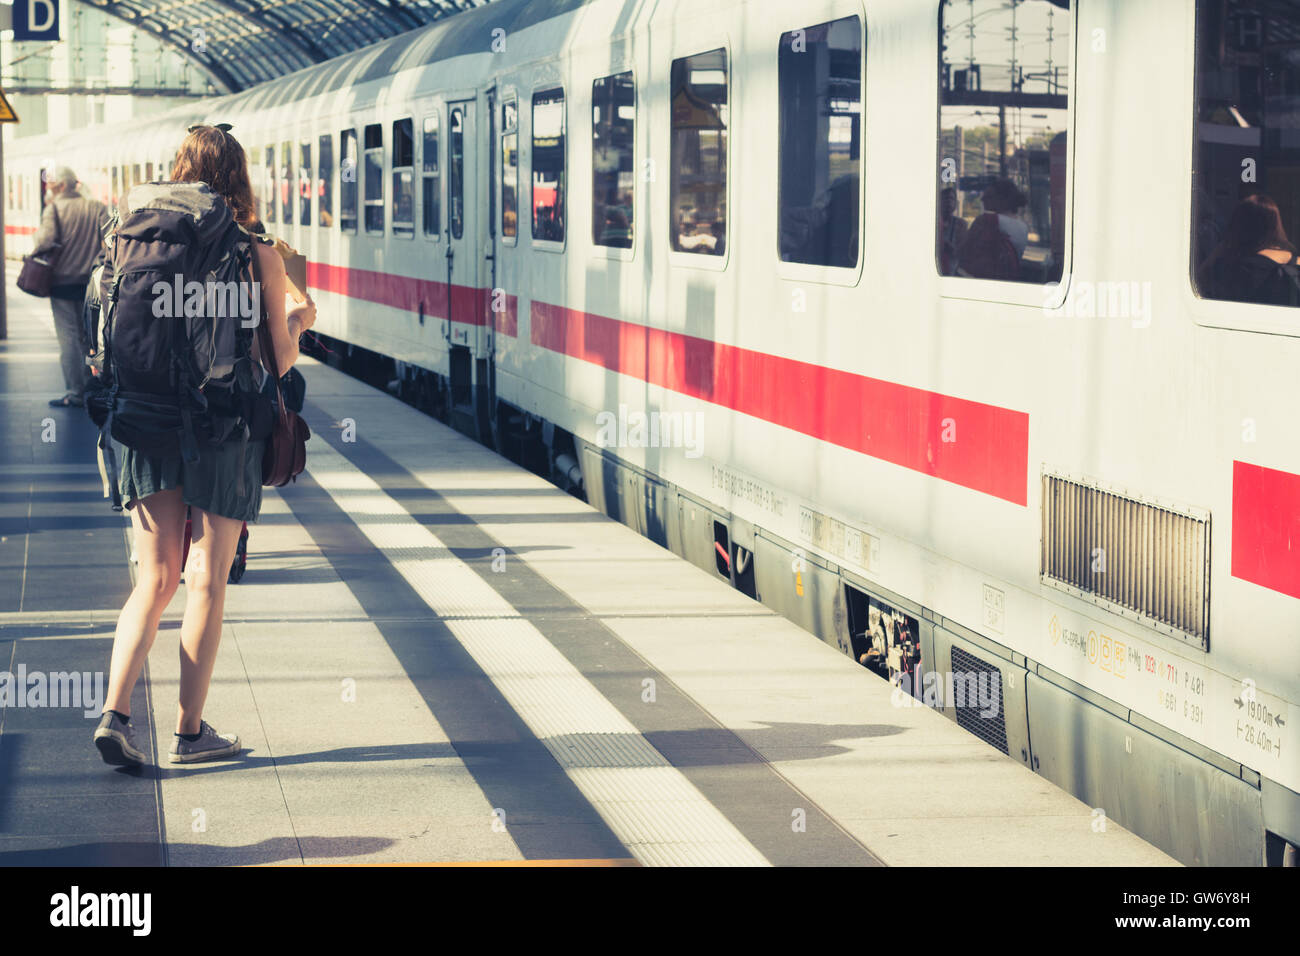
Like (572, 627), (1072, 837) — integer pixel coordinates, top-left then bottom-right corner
(32, 189), (110, 284)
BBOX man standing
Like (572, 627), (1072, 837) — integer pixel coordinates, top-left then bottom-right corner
(32, 167), (108, 408)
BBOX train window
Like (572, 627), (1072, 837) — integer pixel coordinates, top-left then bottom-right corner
(422, 113), (440, 238)
(670, 49), (728, 256)
(936, 0), (1070, 283)
(364, 123), (384, 234)
(778, 16), (862, 268)
(392, 118), (415, 239)
(299, 143), (312, 226)
(449, 107), (464, 239)
(265, 146), (277, 225)
(280, 140), (293, 225)
(340, 129), (358, 232)
(145, 162), (153, 182)
(501, 99), (518, 239)
(318, 133), (334, 227)
(532, 89), (565, 242)
(1193, 0), (1300, 309)
(592, 72), (634, 249)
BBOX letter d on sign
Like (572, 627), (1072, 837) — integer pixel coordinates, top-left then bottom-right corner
(15, 0), (60, 40)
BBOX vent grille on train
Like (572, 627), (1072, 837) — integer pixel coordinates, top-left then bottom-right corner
(1041, 473), (1210, 647)
(949, 646), (1008, 755)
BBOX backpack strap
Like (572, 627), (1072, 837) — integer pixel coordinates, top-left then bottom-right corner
(244, 238), (281, 498)
(96, 268), (125, 511)
(250, 239), (287, 423)
(172, 232), (216, 464)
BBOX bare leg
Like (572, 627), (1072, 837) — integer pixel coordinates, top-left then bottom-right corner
(104, 488), (186, 717)
(176, 507), (244, 735)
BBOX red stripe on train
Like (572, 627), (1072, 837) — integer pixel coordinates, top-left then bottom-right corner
(531, 301), (1029, 505)
(5, 224), (36, 235)
(305, 261), (517, 336)
(1232, 460), (1300, 600)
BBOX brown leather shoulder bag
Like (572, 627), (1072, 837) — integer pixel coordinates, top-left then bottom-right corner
(17, 202), (62, 297)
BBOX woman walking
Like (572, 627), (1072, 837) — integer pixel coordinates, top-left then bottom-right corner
(93, 125), (316, 766)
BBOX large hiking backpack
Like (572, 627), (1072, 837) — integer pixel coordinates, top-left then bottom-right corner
(94, 182), (273, 511)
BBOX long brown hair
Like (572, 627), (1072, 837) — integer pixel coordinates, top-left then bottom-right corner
(170, 125), (258, 228)
(1220, 193), (1295, 256)
(1197, 192), (1297, 291)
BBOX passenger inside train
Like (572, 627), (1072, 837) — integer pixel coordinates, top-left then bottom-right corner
(1191, 0), (1300, 311)
(937, 187), (968, 276)
(955, 178), (1028, 281)
(936, 0), (1068, 285)
(1197, 194), (1300, 307)
(598, 205), (632, 248)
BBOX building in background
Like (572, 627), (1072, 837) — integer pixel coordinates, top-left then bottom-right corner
(2, 0), (210, 147)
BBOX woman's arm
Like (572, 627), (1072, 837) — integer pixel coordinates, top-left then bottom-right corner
(252, 241), (316, 375)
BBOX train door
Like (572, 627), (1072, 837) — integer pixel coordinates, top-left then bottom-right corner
(444, 99), (485, 437)
(483, 86), (499, 446)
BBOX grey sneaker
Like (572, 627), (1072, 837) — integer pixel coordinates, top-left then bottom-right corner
(168, 720), (241, 764)
(93, 711), (147, 766)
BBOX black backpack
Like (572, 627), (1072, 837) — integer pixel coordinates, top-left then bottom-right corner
(93, 182), (273, 511)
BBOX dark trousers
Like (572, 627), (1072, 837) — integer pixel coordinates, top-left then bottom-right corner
(50, 292), (88, 400)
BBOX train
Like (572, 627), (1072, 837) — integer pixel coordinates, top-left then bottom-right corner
(5, 0), (1298, 866)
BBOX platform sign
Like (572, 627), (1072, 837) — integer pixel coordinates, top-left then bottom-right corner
(0, 87), (18, 124)
(12, 0), (60, 42)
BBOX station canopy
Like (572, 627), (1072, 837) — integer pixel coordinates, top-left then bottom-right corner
(84, 0), (493, 93)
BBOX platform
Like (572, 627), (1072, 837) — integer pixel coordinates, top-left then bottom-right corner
(0, 266), (1177, 866)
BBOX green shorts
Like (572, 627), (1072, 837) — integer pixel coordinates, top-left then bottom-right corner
(114, 436), (267, 523)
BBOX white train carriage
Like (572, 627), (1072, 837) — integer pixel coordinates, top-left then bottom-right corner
(6, 0), (1299, 866)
